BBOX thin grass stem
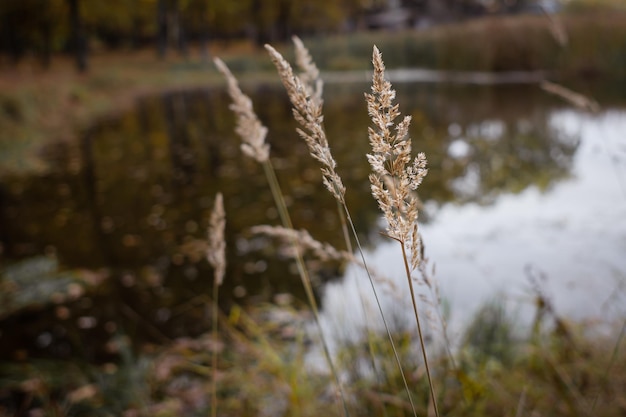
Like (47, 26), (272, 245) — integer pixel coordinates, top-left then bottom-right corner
(401, 243), (439, 417)
(207, 193), (226, 417)
(343, 205), (419, 417)
(365, 44), (440, 416)
(417, 262), (457, 374)
(214, 56), (350, 416)
(591, 318), (626, 411)
(335, 201), (383, 385)
(270, 38), (418, 417)
(261, 158), (350, 417)
(211, 277), (219, 417)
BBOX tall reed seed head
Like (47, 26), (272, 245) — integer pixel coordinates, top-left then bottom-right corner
(366, 46), (428, 271)
(250, 224), (349, 263)
(207, 192), (226, 286)
(292, 36), (324, 111)
(213, 57), (270, 163)
(265, 42), (346, 203)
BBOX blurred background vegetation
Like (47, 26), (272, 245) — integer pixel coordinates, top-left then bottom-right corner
(1, 0), (626, 416)
(1, 0), (624, 176)
(0, 0), (624, 73)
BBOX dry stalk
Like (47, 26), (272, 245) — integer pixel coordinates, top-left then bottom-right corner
(250, 225), (349, 263)
(207, 193), (226, 286)
(214, 56), (350, 417)
(366, 45), (439, 417)
(265, 42), (346, 203)
(266, 38), (420, 417)
(213, 58), (270, 162)
(541, 81), (600, 113)
(206, 192), (226, 417)
(250, 224), (404, 299)
(290, 38), (382, 376)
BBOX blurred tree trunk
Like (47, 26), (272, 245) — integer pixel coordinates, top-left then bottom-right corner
(250, 0), (269, 47)
(40, 20), (52, 68)
(1, 15), (22, 64)
(130, 0), (141, 50)
(172, 0), (188, 58)
(67, 0), (87, 72)
(195, 0), (211, 61)
(131, 17), (140, 49)
(164, 93), (195, 186)
(80, 130), (112, 265)
(156, 0), (188, 58)
(199, 20), (210, 61)
(276, 0), (291, 43)
(157, 0), (168, 58)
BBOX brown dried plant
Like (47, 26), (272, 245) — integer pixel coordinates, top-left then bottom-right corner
(250, 225), (349, 263)
(250, 224), (404, 299)
(217, 39), (443, 417)
(265, 42), (346, 203)
(292, 36), (323, 111)
(214, 56), (349, 416)
(213, 58), (270, 163)
(265, 38), (420, 417)
(206, 192), (225, 417)
(207, 193), (226, 286)
(541, 81), (600, 113)
(366, 45), (439, 417)
(365, 46), (428, 273)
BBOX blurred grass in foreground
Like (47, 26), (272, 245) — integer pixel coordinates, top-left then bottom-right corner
(1, 295), (624, 416)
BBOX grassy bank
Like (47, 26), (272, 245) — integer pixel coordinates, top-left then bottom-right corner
(0, 47), (267, 176)
(1, 299), (624, 417)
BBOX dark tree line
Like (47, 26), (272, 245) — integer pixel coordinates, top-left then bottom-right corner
(0, 0), (536, 72)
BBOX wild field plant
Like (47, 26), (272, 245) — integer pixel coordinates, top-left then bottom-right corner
(213, 54), (350, 416)
(210, 33), (624, 417)
(214, 38), (445, 416)
(206, 193), (225, 417)
(365, 45), (438, 416)
(123, 34), (625, 417)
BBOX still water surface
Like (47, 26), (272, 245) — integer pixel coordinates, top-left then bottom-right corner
(320, 108), (626, 350)
(1, 81), (625, 359)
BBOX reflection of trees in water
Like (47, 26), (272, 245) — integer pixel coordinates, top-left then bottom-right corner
(164, 94), (200, 185)
(319, 82), (580, 211)
(81, 127), (112, 266)
(388, 83), (580, 206)
(1, 84), (581, 357)
(446, 115), (578, 204)
(2, 88), (356, 339)
(3, 85), (581, 292)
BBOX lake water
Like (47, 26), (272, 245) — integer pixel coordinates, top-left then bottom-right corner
(319, 108), (626, 351)
(1, 79), (625, 360)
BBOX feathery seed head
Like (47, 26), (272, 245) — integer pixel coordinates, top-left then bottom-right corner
(292, 36), (323, 108)
(207, 193), (226, 286)
(265, 42), (346, 202)
(250, 225), (348, 262)
(366, 47), (428, 270)
(213, 57), (270, 163)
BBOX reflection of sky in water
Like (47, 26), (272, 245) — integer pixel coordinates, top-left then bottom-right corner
(318, 109), (626, 351)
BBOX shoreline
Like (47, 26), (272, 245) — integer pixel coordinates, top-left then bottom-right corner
(323, 68), (549, 85)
